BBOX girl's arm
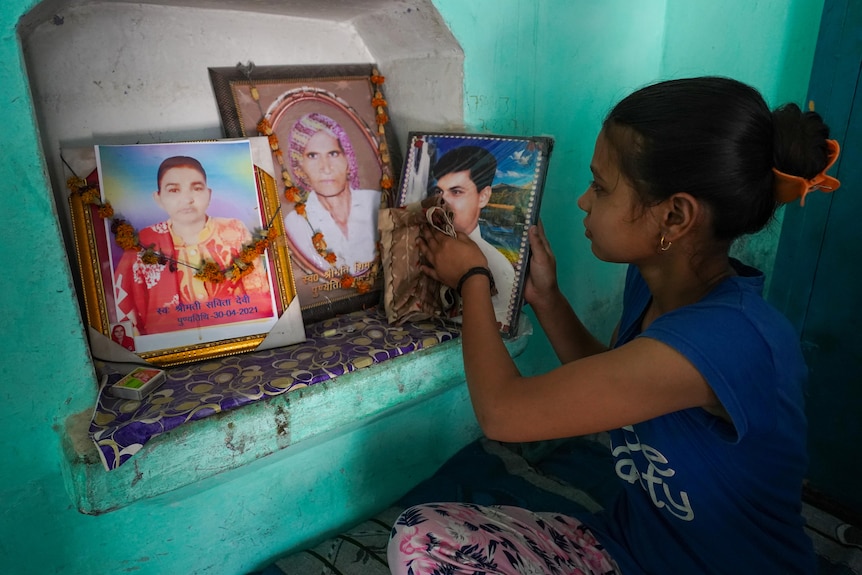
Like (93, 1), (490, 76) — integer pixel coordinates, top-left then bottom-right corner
(464, 331), (717, 442)
(419, 225), (719, 444)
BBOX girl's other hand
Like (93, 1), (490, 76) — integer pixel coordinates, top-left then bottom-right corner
(523, 221), (559, 305)
(417, 224), (487, 289)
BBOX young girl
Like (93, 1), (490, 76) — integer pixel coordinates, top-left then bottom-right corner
(388, 77), (840, 574)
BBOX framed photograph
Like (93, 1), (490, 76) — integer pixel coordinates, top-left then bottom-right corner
(396, 132), (554, 337)
(66, 138), (301, 367)
(209, 63), (401, 324)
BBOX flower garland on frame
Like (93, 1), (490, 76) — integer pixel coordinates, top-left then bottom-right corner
(65, 170), (278, 284)
(243, 63), (391, 295)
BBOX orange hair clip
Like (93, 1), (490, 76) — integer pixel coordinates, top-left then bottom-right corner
(772, 139), (841, 206)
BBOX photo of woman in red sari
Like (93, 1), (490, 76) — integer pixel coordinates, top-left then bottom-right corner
(111, 153), (274, 337)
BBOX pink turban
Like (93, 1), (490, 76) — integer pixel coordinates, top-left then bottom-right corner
(288, 112), (361, 192)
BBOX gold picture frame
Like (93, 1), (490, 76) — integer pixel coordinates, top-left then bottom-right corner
(66, 138), (301, 367)
(209, 63), (401, 324)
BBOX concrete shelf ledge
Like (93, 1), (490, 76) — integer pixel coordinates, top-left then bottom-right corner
(62, 332), (529, 515)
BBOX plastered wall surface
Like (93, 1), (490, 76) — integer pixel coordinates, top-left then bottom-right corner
(0, 1), (822, 574)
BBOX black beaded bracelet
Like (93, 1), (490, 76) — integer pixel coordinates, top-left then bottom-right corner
(456, 266), (496, 296)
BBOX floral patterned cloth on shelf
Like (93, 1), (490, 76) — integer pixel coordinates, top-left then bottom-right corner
(88, 307), (460, 470)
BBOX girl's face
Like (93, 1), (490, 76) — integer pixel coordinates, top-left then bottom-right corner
(154, 166), (211, 227)
(299, 130), (350, 198)
(577, 129), (660, 263)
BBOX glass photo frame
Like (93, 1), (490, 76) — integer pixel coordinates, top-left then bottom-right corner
(66, 138), (301, 367)
(209, 63), (401, 324)
(396, 132), (554, 337)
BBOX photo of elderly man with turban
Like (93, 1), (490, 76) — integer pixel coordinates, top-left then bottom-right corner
(282, 112), (382, 280)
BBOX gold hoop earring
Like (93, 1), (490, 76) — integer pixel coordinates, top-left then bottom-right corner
(660, 236), (672, 251)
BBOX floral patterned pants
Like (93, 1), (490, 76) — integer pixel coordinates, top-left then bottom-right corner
(387, 503), (621, 575)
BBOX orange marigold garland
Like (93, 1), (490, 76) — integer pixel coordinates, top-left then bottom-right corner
(195, 261), (227, 284)
(194, 222), (279, 283)
(228, 260), (255, 282)
(371, 68), (394, 194)
(310, 232), (338, 265)
(97, 203), (114, 219)
(111, 220), (140, 251)
(284, 186), (302, 203)
(65, 171), (276, 285)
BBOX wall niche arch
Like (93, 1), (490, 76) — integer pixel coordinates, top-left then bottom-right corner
(16, 0), (476, 515)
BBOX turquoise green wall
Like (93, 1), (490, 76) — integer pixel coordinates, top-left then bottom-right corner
(0, 1), (822, 574)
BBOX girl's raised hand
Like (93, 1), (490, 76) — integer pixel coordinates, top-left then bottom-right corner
(417, 224), (488, 289)
(523, 221), (559, 305)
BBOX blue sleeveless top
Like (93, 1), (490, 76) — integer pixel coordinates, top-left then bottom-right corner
(595, 261), (815, 574)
